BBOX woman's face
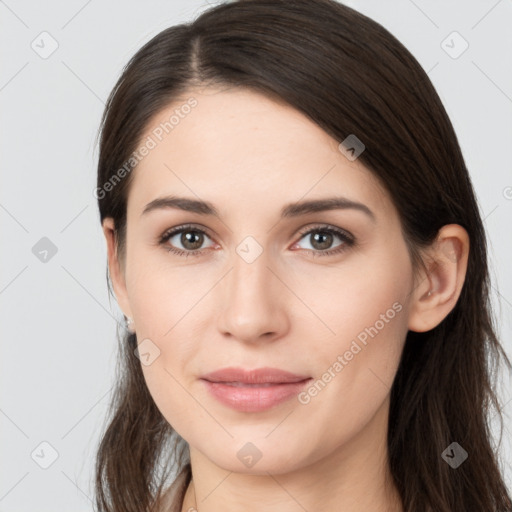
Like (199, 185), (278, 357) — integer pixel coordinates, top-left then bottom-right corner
(109, 86), (419, 474)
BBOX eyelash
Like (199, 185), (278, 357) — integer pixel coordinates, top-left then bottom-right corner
(158, 223), (356, 258)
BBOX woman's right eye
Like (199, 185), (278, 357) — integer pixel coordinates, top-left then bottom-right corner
(159, 225), (217, 257)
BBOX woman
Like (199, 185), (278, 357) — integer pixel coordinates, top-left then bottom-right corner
(94, 0), (512, 511)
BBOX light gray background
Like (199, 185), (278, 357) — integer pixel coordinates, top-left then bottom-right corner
(1, 0), (511, 510)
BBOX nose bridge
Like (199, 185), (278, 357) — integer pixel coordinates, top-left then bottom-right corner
(229, 237), (274, 310)
(217, 236), (288, 341)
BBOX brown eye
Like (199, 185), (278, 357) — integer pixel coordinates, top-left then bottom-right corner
(292, 225), (355, 257)
(159, 224), (216, 256)
(309, 231), (334, 250)
(179, 231), (204, 250)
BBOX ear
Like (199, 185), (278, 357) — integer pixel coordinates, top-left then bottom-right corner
(408, 224), (470, 333)
(102, 217), (133, 322)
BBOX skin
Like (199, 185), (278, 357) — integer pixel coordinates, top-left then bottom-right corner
(102, 86), (469, 512)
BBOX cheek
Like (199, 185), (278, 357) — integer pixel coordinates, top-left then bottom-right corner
(285, 246), (411, 351)
(289, 244), (412, 409)
(284, 265), (410, 462)
(126, 254), (215, 428)
(126, 245), (212, 346)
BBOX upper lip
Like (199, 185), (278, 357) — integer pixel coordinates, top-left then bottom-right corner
(201, 367), (311, 384)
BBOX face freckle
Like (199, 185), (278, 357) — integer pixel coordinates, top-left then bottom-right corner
(120, 86), (415, 475)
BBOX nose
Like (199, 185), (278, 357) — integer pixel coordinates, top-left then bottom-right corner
(216, 245), (290, 344)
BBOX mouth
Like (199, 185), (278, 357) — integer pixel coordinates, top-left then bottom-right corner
(200, 368), (312, 412)
(201, 366), (311, 385)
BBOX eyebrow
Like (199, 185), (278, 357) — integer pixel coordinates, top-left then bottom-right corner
(141, 195), (376, 222)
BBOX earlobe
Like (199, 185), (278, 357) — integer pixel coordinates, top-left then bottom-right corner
(407, 224), (470, 333)
(102, 217), (133, 322)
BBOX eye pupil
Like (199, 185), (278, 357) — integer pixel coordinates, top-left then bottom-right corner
(181, 231), (203, 250)
(311, 232), (333, 250)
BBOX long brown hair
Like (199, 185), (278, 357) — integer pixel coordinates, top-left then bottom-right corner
(94, 1), (512, 510)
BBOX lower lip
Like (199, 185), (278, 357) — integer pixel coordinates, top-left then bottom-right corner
(201, 379), (312, 412)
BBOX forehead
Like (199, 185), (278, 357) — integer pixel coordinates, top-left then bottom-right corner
(127, 86), (390, 219)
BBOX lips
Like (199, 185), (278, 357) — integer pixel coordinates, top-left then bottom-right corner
(200, 367), (312, 412)
(201, 366), (311, 385)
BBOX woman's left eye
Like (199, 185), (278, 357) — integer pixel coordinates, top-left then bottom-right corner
(292, 225), (355, 257)
(158, 224), (355, 257)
